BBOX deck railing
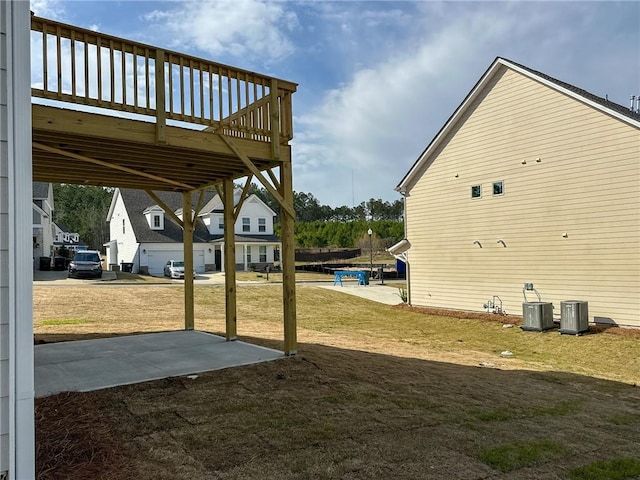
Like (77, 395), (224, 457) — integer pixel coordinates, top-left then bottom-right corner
(30, 15), (296, 143)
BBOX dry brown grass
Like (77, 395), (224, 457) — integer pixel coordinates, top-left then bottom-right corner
(34, 284), (640, 479)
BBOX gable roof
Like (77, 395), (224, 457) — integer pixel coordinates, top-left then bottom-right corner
(396, 57), (640, 194)
(116, 189), (216, 243)
(197, 190), (276, 217)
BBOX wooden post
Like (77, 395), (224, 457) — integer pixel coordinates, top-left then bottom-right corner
(280, 158), (297, 355)
(182, 191), (195, 330)
(223, 178), (237, 340)
(155, 49), (166, 144)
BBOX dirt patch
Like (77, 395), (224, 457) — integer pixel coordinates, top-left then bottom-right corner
(36, 342), (640, 480)
(35, 392), (137, 480)
(395, 304), (640, 338)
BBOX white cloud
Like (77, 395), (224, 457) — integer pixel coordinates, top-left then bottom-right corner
(30, 0), (65, 19)
(292, 2), (640, 207)
(142, 0), (297, 64)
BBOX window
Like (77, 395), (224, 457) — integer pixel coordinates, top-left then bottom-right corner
(471, 185), (482, 199)
(493, 181), (504, 196)
(153, 215), (161, 228)
(33, 210), (41, 224)
(259, 246), (267, 263)
(122, 219), (126, 234)
(218, 217), (224, 230)
(258, 218), (266, 232)
(246, 246), (252, 263)
(242, 217), (250, 232)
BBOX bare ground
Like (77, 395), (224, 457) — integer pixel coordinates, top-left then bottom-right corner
(34, 285), (640, 479)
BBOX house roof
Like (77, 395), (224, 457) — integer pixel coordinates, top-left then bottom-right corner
(396, 57), (640, 194)
(32, 182), (50, 199)
(54, 221), (72, 233)
(117, 189), (216, 243)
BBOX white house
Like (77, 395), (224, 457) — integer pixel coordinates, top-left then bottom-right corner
(396, 57), (640, 327)
(105, 188), (280, 275)
(32, 182), (55, 262)
(53, 222), (84, 252)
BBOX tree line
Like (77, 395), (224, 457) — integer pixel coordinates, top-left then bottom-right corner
(248, 184), (403, 223)
(52, 183), (404, 251)
(248, 184), (405, 249)
(52, 184), (113, 250)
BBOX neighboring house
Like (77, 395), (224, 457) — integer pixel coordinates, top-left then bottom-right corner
(32, 182), (55, 262)
(199, 190), (280, 272)
(396, 57), (640, 327)
(105, 188), (280, 275)
(53, 222), (86, 252)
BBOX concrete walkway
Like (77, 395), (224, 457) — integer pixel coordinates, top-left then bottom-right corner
(35, 331), (283, 397)
(315, 283), (404, 305)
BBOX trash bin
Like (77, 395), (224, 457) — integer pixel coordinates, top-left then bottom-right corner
(53, 256), (67, 271)
(363, 271), (370, 286)
(121, 262), (133, 273)
(39, 256), (51, 271)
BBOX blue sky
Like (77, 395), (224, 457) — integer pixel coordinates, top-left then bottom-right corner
(31, 0), (640, 208)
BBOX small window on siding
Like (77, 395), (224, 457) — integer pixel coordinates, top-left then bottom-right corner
(122, 219), (125, 234)
(258, 218), (266, 232)
(471, 185), (482, 199)
(259, 245), (267, 262)
(493, 181), (504, 196)
(218, 218), (224, 230)
(242, 217), (250, 232)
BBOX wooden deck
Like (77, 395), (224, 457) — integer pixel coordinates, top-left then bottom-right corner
(30, 15), (296, 191)
(30, 15), (298, 354)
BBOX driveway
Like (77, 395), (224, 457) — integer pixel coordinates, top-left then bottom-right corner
(33, 269), (117, 285)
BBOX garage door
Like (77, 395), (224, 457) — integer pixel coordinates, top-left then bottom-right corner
(147, 250), (205, 276)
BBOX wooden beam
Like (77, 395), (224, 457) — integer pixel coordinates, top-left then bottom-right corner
(193, 188), (206, 219)
(218, 134), (296, 220)
(33, 142), (194, 190)
(223, 178), (237, 340)
(280, 156), (297, 355)
(145, 190), (183, 227)
(266, 167), (280, 191)
(233, 175), (253, 223)
(183, 191), (195, 330)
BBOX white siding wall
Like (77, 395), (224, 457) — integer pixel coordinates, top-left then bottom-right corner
(0, 2), (35, 477)
(406, 67), (640, 326)
(235, 197), (274, 235)
(109, 192), (140, 268)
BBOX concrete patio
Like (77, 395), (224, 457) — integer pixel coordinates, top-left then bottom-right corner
(35, 330), (284, 398)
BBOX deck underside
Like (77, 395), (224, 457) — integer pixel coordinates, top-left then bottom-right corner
(32, 104), (289, 192)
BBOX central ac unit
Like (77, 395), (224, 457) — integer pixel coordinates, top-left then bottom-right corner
(521, 302), (555, 331)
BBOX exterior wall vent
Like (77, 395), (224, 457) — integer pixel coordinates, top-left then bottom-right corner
(521, 302), (555, 331)
(559, 300), (589, 335)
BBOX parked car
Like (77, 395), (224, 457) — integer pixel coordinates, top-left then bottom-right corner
(68, 250), (102, 279)
(164, 260), (196, 279)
